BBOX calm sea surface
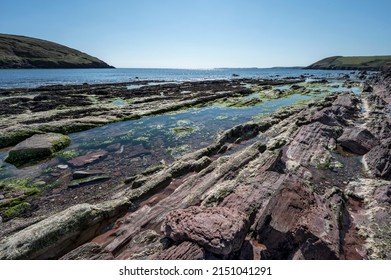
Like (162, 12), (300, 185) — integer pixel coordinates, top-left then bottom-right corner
(0, 68), (354, 88)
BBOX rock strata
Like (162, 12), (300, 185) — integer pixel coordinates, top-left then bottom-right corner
(161, 206), (248, 255)
(0, 71), (390, 260)
(337, 128), (379, 155)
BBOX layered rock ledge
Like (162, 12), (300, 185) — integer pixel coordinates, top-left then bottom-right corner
(0, 71), (390, 260)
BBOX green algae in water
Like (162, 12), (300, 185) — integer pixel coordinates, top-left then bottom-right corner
(135, 136), (149, 142)
(215, 115), (229, 120)
(56, 149), (80, 160)
(167, 145), (190, 158)
(176, 119), (192, 126)
(171, 127), (195, 135)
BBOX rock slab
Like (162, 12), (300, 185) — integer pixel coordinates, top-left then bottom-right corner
(364, 142), (391, 178)
(161, 206), (248, 255)
(337, 127), (378, 155)
(5, 133), (71, 166)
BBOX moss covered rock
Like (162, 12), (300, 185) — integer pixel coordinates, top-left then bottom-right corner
(0, 199), (130, 259)
(5, 133), (71, 166)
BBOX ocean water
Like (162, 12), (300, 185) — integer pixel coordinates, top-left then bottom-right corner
(0, 68), (355, 88)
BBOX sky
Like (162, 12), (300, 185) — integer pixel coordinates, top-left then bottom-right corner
(1, 0), (390, 68)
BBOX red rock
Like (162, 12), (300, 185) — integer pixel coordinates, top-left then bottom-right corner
(364, 142), (391, 178)
(161, 206), (248, 255)
(285, 121), (338, 166)
(150, 241), (205, 260)
(68, 150), (108, 167)
(337, 127), (379, 155)
(254, 175), (344, 260)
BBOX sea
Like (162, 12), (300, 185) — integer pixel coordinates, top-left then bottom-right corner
(0, 68), (355, 88)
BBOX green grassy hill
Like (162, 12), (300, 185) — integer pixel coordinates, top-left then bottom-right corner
(0, 34), (113, 69)
(307, 55), (391, 71)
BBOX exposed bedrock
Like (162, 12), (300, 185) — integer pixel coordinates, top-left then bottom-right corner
(1, 71), (391, 259)
(161, 206), (248, 255)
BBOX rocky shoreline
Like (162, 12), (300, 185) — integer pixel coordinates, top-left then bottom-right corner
(0, 71), (390, 259)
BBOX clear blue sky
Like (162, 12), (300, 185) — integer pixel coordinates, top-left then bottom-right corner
(1, 0), (390, 68)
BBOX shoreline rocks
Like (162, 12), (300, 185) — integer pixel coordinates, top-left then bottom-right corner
(0, 71), (390, 260)
(162, 206), (248, 255)
(4, 133), (71, 166)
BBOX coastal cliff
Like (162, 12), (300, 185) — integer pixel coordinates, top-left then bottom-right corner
(0, 34), (113, 69)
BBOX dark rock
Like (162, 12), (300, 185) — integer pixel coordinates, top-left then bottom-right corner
(363, 83), (373, 92)
(5, 133), (71, 166)
(290, 84), (302, 90)
(161, 206), (248, 255)
(126, 144), (151, 158)
(337, 128), (379, 155)
(72, 170), (105, 180)
(68, 150), (108, 167)
(255, 176), (344, 260)
(68, 175), (111, 189)
(364, 143), (391, 178)
(239, 239), (266, 260)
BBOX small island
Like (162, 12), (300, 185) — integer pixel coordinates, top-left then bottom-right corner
(0, 34), (113, 69)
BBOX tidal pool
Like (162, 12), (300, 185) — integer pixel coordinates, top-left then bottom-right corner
(0, 80), (362, 188)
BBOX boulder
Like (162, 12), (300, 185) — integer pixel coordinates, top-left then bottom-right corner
(364, 143), (391, 178)
(337, 128), (379, 155)
(161, 206), (248, 255)
(5, 133), (71, 166)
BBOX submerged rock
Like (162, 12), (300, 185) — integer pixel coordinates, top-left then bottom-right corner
(68, 150), (108, 167)
(68, 175), (111, 189)
(4, 133), (71, 166)
(161, 206), (248, 255)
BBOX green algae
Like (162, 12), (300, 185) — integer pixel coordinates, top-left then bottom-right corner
(56, 149), (79, 160)
(171, 127), (195, 135)
(0, 178), (40, 220)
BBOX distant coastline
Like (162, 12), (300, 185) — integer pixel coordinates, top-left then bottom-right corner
(306, 55), (391, 71)
(0, 34), (113, 69)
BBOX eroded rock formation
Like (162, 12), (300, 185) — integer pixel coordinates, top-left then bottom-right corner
(1, 71), (390, 260)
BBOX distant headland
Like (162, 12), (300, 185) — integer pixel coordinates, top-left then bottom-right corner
(0, 34), (113, 69)
(306, 55), (391, 71)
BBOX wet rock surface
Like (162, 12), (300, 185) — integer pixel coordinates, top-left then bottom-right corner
(4, 133), (70, 166)
(0, 71), (390, 260)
